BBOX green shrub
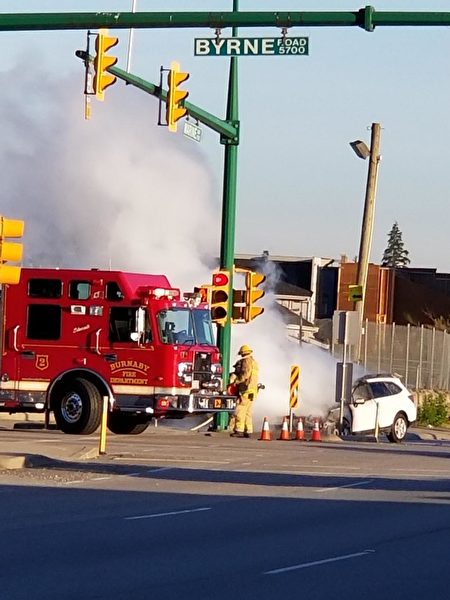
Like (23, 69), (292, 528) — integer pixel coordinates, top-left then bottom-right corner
(417, 393), (450, 427)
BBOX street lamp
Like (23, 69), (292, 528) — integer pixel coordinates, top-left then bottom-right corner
(350, 122), (382, 357)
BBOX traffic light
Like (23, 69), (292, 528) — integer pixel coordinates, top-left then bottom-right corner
(348, 284), (363, 302)
(245, 271), (266, 321)
(166, 61), (189, 132)
(210, 270), (230, 327)
(93, 29), (118, 101)
(0, 216), (24, 285)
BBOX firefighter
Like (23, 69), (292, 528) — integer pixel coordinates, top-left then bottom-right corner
(229, 344), (259, 438)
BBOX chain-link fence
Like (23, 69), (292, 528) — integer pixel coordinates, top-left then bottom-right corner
(332, 321), (450, 391)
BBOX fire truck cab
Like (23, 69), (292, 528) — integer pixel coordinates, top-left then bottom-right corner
(0, 268), (236, 435)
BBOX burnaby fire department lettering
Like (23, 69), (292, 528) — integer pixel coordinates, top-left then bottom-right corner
(110, 361), (150, 385)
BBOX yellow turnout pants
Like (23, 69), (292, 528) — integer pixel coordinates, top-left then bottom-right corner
(234, 392), (255, 434)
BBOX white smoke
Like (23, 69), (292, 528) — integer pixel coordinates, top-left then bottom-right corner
(231, 292), (339, 428)
(2, 63), (339, 427)
(0, 66), (220, 290)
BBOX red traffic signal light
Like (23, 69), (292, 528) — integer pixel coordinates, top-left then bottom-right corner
(212, 272), (229, 287)
(210, 270), (231, 327)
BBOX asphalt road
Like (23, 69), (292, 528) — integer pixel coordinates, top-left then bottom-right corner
(0, 424), (449, 599)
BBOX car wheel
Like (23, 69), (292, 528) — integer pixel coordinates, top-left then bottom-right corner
(387, 412), (408, 443)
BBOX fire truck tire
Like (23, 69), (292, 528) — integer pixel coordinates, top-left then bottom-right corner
(107, 413), (150, 435)
(54, 378), (102, 435)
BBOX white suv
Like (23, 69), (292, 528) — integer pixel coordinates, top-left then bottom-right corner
(336, 374), (417, 443)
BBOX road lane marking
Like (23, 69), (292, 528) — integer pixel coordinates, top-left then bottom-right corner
(125, 507), (211, 520)
(264, 549), (375, 575)
(113, 457), (229, 464)
(315, 480), (373, 492)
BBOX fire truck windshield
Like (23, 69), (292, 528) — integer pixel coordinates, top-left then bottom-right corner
(157, 308), (214, 346)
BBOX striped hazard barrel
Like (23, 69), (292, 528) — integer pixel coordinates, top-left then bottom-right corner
(290, 365), (300, 409)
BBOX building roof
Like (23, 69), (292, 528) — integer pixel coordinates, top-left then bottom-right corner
(274, 280), (312, 297)
(274, 302), (315, 327)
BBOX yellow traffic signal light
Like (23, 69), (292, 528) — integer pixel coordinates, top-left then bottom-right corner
(166, 61), (189, 132)
(245, 271), (266, 321)
(210, 270), (230, 327)
(0, 216), (24, 285)
(93, 29), (118, 101)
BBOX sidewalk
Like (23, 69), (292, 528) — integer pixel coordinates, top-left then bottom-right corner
(0, 419), (449, 470)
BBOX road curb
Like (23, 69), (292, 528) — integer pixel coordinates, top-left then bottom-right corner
(0, 453), (27, 469)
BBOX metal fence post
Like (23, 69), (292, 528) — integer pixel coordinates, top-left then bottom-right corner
(377, 321), (382, 373)
(405, 324), (410, 387)
(364, 318), (369, 369)
(430, 327), (436, 389)
(418, 324), (424, 389)
(389, 322), (395, 374)
(438, 329), (446, 389)
(445, 330), (450, 390)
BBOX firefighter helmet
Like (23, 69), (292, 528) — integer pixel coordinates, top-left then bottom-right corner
(238, 344), (252, 356)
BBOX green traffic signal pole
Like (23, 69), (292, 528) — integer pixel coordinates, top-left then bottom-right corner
(3, 8), (450, 31)
(217, 0), (239, 384)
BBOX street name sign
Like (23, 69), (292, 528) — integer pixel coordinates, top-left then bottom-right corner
(194, 37), (309, 57)
(183, 121), (202, 142)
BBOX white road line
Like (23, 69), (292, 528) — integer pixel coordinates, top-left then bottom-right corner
(125, 507), (211, 521)
(315, 480), (373, 492)
(264, 549), (375, 575)
(112, 457), (229, 464)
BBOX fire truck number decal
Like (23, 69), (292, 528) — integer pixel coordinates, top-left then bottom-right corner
(36, 355), (49, 371)
(110, 360), (150, 385)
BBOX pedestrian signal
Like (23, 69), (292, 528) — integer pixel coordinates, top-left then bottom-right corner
(0, 216), (25, 285)
(194, 285), (212, 304)
(166, 61), (189, 132)
(210, 270), (230, 327)
(93, 29), (118, 101)
(245, 271), (266, 321)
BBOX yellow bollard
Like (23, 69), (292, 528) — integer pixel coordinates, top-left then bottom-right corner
(99, 395), (109, 455)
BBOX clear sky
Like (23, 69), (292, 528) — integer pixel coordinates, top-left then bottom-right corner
(1, 1), (450, 273)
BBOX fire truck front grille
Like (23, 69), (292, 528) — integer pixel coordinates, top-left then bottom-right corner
(193, 352), (212, 384)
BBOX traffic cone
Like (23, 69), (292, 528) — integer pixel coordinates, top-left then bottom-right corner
(279, 416), (291, 441)
(310, 418), (321, 442)
(295, 417), (305, 441)
(259, 417), (272, 441)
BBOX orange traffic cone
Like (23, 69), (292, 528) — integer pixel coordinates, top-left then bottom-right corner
(279, 416), (291, 441)
(295, 417), (305, 441)
(259, 417), (272, 441)
(310, 418), (321, 442)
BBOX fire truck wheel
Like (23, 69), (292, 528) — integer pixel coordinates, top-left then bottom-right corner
(107, 413), (150, 435)
(54, 378), (102, 435)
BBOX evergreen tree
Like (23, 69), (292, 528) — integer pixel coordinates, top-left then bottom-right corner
(381, 221), (410, 267)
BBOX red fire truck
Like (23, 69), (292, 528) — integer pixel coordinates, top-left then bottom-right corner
(0, 268), (236, 435)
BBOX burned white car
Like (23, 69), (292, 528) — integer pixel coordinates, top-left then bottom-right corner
(327, 373), (417, 443)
